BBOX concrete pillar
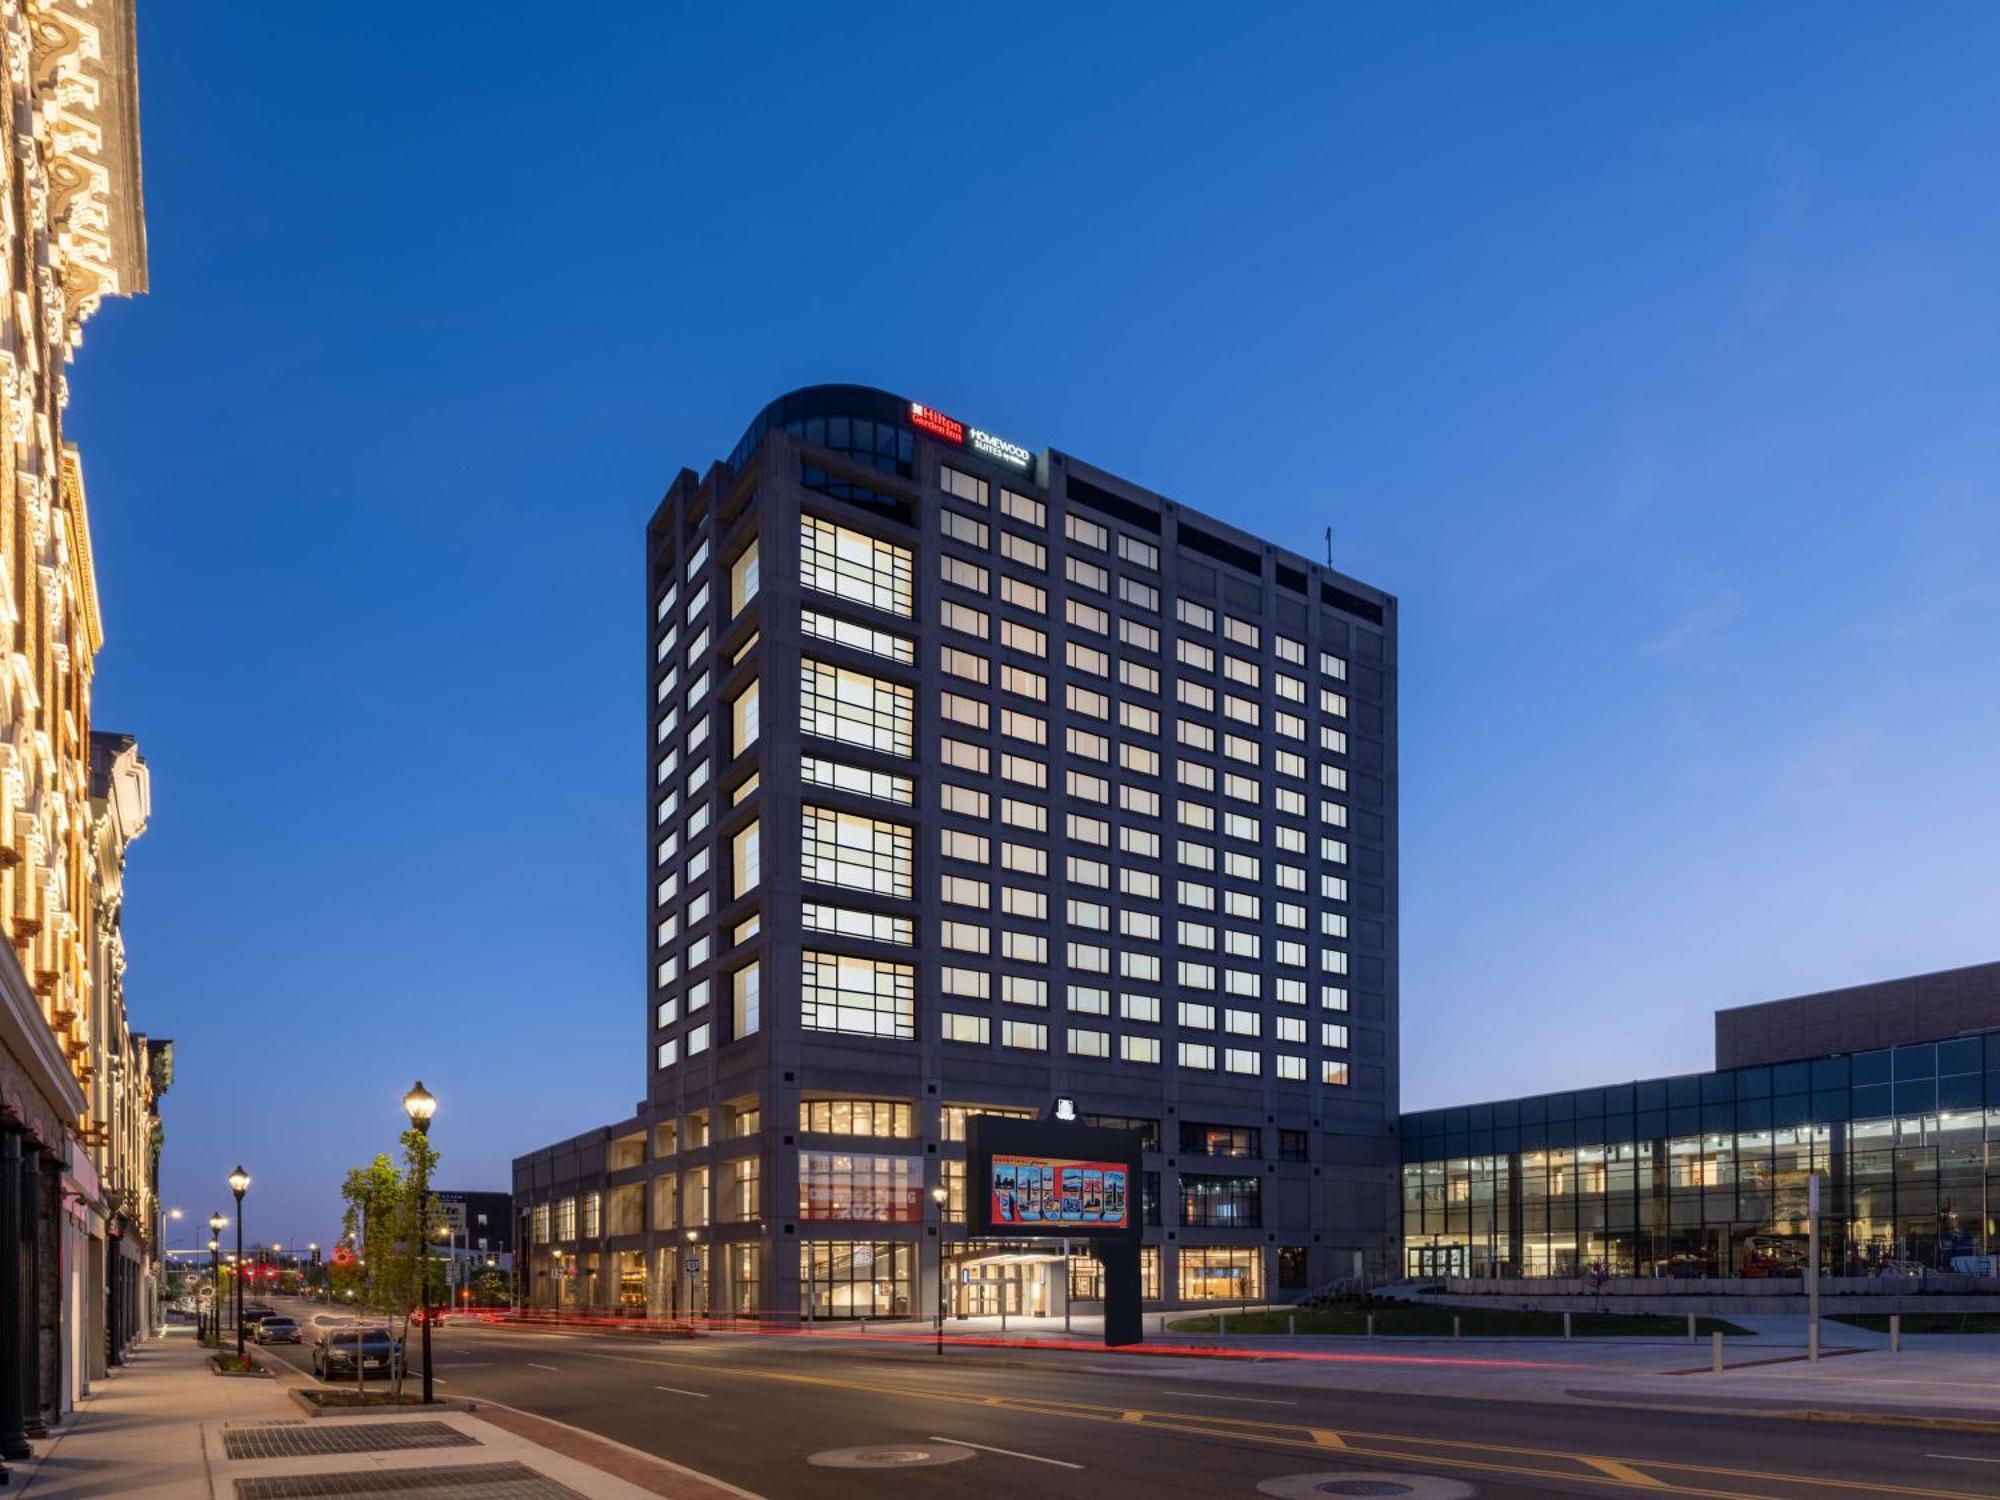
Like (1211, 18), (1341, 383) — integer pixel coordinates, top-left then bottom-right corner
(0, 1129), (27, 1463)
(1711, 1330), (1723, 1373)
(1890, 1314), (1900, 1354)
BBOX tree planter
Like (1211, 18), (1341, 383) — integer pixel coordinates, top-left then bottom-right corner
(209, 1354), (271, 1378)
(286, 1388), (477, 1418)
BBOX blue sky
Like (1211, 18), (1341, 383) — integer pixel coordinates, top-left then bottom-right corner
(79, 4), (2000, 1244)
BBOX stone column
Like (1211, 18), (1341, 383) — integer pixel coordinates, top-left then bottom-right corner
(36, 1159), (59, 1426)
(19, 1159), (42, 1436)
(0, 1128), (29, 1461)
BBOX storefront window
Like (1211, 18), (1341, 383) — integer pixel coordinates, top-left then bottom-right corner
(1178, 1246), (1263, 1301)
(799, 1152), (920, 1222)
(801, 1241), (913, 1318)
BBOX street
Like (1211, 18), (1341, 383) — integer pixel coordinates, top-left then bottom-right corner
(254, 1298), (2000, 1498)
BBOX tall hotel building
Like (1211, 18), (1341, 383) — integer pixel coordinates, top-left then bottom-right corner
(515, 385), (1398, 1319)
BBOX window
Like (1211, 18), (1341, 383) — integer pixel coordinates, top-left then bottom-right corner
(940, 828), (989, 863)
(800, 1242), (913, 1320)
(802, 904), (914, 945)
(940, 554), (989, 594)
(799, 1099), (914, 1137)
(1067, 557), (1109, 593)
(1001, 489), (1044, 526)
(1001, 532), (1046, 571)
(801, 610), (915, 664)
(687, 1022), (711, 1056)
(941, 599), (990, 639)
(1001, 575), (1046, 613)
(802, 951), (915, 1040)
(1122, 1035), (1160, 1065)
(941, 1012), (990, 1045)
(940, 510), (989, 547)
(940, 465), (989, 507)
(728, 541), (760, 615)
(801, 806), (913, 897)
(1067, 599), (1108, 635)
(1181, 1174), (1261, 1227)
(1278, 1130), (1309, 1162)
(800, 756), (914, 805)
(800, 515), (913, 617)
(731, 961), (760, 1038)
(1178, 1042), (1216, 1071)
(731, 820), (760, 896)
(800, 659), (914, 757)
(1179, 1246), (1263, 1301)
(1322, 1060), (1351, 1087)
(1065, 513), (1109, 550)
(1001, 1020), (1048, 1051)
(1225, 1048), (1259, 1075)
(800, 1153), (920, 1221)
(730, 680), (759, 757)
(1119, 577), (1158, 611)
(1069, 1028), (1110, 1058)
(1118, 535), (1159, 570)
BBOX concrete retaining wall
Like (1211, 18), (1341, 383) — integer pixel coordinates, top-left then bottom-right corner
(1403, 1274), (2000, 1317)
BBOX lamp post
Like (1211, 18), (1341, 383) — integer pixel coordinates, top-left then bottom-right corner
(403, 1080), (438, 1404)
(206, 1211), (226, 1342)
(227, 1169), (250, 1360)
(308, 1243), (320, 1302)
(931, 1185), (948, 1356)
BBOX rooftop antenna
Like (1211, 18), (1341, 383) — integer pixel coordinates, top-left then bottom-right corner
(1324, 526), (1333, 568)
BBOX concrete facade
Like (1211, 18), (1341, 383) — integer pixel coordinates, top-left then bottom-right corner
(1715, 960), (2000, 1070)
(517, 384), (1399, 1317)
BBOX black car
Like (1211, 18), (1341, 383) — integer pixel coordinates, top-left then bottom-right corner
(313, 1329), (405, 1380)
(239, 1306), (280, 1337)
(252, 1316), (302, 1344)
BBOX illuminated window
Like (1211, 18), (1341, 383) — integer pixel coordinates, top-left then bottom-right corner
(731, 820), (760, 896)
(799, 1099), (915, 1137)
(732, 961), (760, 1038)
(801, 757), (913, 805)
(730, 680), (759, 757)
(800, 659), (914, 757)
(799, 1152), (920, 1222)
(1322, 1060), (1351, 1087)
(1065, 513), (1108, 550)
(801, 610), (914, 664)
(1000, 489), (1044, 526)
(802, 904), (914, 945)
(940, 465), (989, 507)
(941, 1013), (990, 1045)
(1121, 1035), (1160, 1065)
(1001, 1020), (1048, 1051)
(729, 541), (760, 616)
(941, 510), (988, 547)
(802, 951), (915, 1040)
(800, 515), (913, 617)
(801, 806), (913, 897)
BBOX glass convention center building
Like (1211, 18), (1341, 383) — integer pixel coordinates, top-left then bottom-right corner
(1400, 961), (2000, 1279)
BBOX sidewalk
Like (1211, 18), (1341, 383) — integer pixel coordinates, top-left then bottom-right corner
(14, 1327), (763, 1499)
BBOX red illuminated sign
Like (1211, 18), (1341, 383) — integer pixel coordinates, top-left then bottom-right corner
(909, 402), (964, 444)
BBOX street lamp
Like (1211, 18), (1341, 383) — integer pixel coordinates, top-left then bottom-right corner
(308, 1243), (320, 1301)
(403, 1080), (437, 1404)
(228, 1168), (250, 1360)
(931, 1185), (949, 1356)
(207, 1211), (227, 1343)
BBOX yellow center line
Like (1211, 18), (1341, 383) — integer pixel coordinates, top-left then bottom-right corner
(551, 1349), (1986, 1500)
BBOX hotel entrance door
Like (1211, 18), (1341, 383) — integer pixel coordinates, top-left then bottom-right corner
(950, 1252), (1062, 1318)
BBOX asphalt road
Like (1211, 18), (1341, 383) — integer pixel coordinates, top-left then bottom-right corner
(255, 1297), (2000, 1498)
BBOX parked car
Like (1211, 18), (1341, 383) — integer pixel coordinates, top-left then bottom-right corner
(238, 1306), (280, 1336)
(313, 1329), (405, 1380)
(252, 1316), (302, 1345)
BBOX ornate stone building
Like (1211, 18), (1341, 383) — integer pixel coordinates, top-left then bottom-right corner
(0, 0), (151, 1456)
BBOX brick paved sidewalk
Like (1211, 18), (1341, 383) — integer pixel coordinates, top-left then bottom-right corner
(14, 1328), (762, 1499)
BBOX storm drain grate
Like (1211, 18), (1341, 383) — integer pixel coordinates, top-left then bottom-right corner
(224, 1421), (477, 1460)
(234, 1462), (583, 1500)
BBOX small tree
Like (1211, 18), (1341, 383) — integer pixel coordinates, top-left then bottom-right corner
(1584, 1258), (1614, 1314)
(337, 1129), (446, 1398)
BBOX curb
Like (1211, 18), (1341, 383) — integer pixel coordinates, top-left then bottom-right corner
(1563, 1390), (2000, 1435)
(281, 1385), (482, 1419)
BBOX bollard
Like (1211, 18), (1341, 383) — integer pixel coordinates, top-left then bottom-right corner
(1687, 1312), (1696, 1344)
(1219, 1313), (1227, 1338)
(859, 1319), (867, 1336)
(1712, 1330), (1723, 1374)
(1366, 1312), (1375, 1339)
(1890, 1314), (1900, 1354)
(1288, 1314), (1296, 1337)
(1808, 1322), (1819, 1363)
(1563, 1311), (1572, 1341)
(1453, 1314), (1461, 1341)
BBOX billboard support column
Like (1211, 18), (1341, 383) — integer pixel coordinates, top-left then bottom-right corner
(1097, 1241), (1142, 1347)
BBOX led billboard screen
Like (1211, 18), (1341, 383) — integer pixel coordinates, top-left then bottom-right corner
(989, 1155), (1130, 1231)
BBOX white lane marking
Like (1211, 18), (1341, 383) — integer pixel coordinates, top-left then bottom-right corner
(1930, 1454), (2000, 1465)
(1165, 1392), (1297, 1405)
(526, 1362), (560, 1372)
(927, 1435), (1083, 1470)
(655, 1384), (711, 1398)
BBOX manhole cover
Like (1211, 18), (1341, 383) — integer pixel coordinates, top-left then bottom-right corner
(809, 1444), (975, 1469)
(1258, 1475), (1477, 1500)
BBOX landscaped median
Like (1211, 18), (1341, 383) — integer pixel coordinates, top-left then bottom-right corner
(1167, 1305), (1752, 1337)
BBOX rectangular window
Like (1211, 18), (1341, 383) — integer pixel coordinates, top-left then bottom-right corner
(940, 465), (990, 507)
(941, 1012), (991, 1045)
(800, 756), (914, 805)
(1180, 1177), (1262, 1228)
(802, 903), (915, 945)
(729, 541), (760, 615)
(1001, 532), (1046, 571)
(731, 819), (760, 897)
(1001, 489), (1044, 526)
(1065, 513), (1109, 550)
(1068, 1027), (1110, 1058)
(802, 951), (916, 1040)
(1001, 575), (1046, 613)
(731, 961), (760, 1038)
(941, 599), (990, 639)
(800, 515), (913, 617)
(800, 659), (914, 757)
(941, 554), (989, 594)
(1001, 1020), (1048, 1051)
(1178, 1042), (1217, 1071)
(801, 805), (914, 897)
(801, 610), (915, 664)
(1121, 1035), (1161, 1065)
(730, 681), (759, 757)
(798, 1099), (915, 1137)
(799, 1152), (921, 1222)
(940, 510), (989, 548)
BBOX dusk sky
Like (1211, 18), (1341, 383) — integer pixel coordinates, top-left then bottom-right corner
(77, 5), (2000, 1246)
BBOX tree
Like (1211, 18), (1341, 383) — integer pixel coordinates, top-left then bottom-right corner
(1584, 1258), (1614, 1314)
(336, 1128), (446, 1397)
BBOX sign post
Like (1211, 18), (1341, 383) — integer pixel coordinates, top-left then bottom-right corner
(967, 1103), (1145, 1347)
